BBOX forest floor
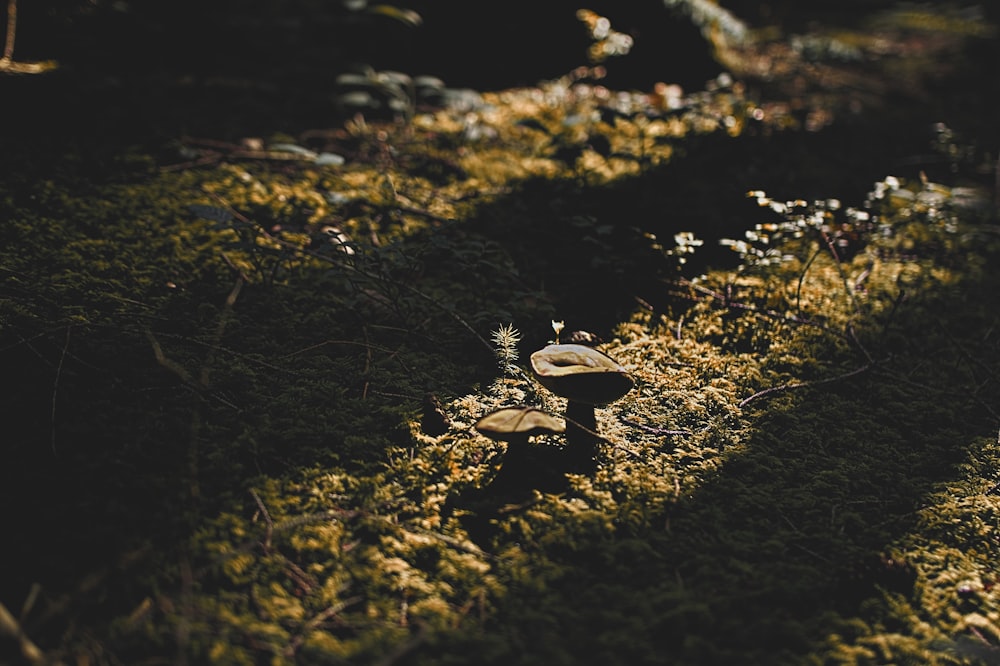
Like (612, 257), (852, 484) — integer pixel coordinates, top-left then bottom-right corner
(2, 3), (1000, 664)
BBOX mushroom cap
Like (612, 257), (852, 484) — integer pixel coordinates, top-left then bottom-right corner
(530, 344), (634, 405)
(474, 407), (565, 440)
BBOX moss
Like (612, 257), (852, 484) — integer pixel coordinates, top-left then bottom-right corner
(3, 4), (1000, 664)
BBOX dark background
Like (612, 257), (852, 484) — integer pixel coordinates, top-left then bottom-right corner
(13, 0), (996, 93)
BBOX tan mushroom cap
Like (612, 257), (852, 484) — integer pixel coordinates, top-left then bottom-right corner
(530, 344), (634, 405)
(474, 407), (565, 440)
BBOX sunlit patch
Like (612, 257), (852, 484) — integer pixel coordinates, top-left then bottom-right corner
(577, 9), (634, 63)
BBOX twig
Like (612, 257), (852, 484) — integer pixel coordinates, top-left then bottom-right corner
(847, 322), (875, 365)
(199, 276), (244, 388)
(145, 328), (196, 385)
(935, 320), (1000, 387)
(0, 600), (48, 665)
(795, 246), (823, 313)
(361, 325), (374, 399)
(776, 510), (836, 564)
(739, 360), (880, 408)
(3, 0), (16, 61)
(50, 325), (70, 456)
(968, 624), (995, 648)
(282, 338), (401, 361)
(881, 289), (906, 337)
(0, 0), (56, 74)
(880, 367), (1000, 423)
(283, 597), (364, 658)
(820, 229), (862, 317)
(612, 441), (648, 461)
(147, 329), (299, 376)
(159, 151), (223, 172)
(249, 488), (274, 551)
(409, 527), (495, 560)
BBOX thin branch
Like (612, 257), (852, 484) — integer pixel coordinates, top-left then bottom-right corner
(0, 0), (56, 75)
(935, 320), (1000, 387)
(0, 600), (48, 665)
(820, 229), (862, 317)
(280, 338), (409, 367)
(145, 328), (196, 385)
(878, 367), (1000, 423)
(50, 325), (70, 457)
(3, 0), (16, 61)
(739, 360), (881, 408)
(612, 441), (648, 461)
(283, 597), (364, 658)
(794, 246), (823, 313)
(200, 275), (244, 388)
(847, 322), (875, 365)
(249, 488), (274, 551)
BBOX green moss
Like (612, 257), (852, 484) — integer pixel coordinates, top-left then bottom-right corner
(3, 5), (1000, 663)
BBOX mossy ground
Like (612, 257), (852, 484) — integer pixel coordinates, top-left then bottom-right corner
(2, 4), (1000, 664)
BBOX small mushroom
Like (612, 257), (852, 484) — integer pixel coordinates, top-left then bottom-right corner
(474, 406), (565, 492)
(530, 344), (633, 473)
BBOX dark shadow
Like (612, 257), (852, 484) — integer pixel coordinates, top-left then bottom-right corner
(2, 1), (999, 662)
(438, 371), (999, 664)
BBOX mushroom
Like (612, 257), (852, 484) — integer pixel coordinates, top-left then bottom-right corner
(474, 406), (565, 492)
(530, 344), (634, 473)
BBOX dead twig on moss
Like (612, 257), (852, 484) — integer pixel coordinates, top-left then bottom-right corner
(250, 488), (274, 551)
(145, 329), (196, 386)
(283, 596), (365, 659)
(0, 600), (48, 665)
(935, 320), (1000, 388)
(145, 277), (245, 504)
(820, 229), (862, 317)
(0, 0), (56, 75)
(794, 247), (823, 313)
(148, 329), (299, 376)
(739, 360), (881, 408)
(200, 276), (244, 388)
(161, 137), (334, 172)
(878, 367), (1000, 423)
(50, 325), (70, 457)
(847, 323), (876, 365)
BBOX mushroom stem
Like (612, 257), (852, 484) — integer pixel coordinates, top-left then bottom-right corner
(492, 436), (565, 493)
(564, 400), (599, 474)
(492, 436), (530, 488)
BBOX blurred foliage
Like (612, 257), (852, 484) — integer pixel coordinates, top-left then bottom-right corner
(2, 1), (1000, 664)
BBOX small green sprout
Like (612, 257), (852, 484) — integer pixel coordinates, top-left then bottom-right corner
(491, 323), (522, 379)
